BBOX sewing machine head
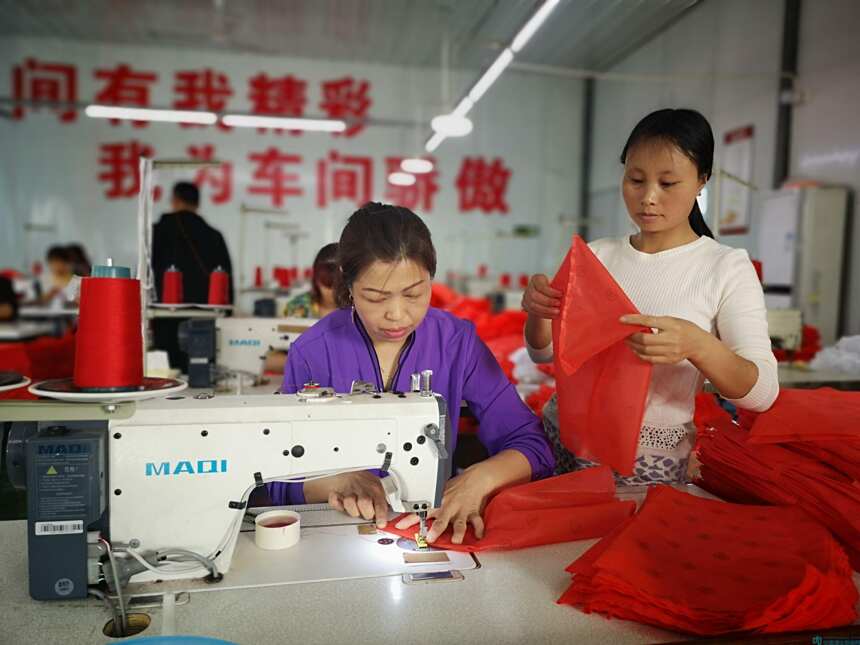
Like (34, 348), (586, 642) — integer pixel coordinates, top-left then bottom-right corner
(5, 385), (451, 599)
(215, 316), (315, 380)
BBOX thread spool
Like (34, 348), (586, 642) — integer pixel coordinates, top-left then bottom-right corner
(500, 273), (511, 288)
(255, 510), (301, 550)
(303, 267), (313, 280)
(519, 274), (529, 289)
(208, 267), (229, 305)
(254, 266), (263, 288)
(477, 264), (488, 279)
(73, 260), (143, 391)
(162, 266), (184, 304)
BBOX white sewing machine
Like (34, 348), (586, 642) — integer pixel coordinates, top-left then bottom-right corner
(5, 377), (451, 600)
(215, 316), (315, 379)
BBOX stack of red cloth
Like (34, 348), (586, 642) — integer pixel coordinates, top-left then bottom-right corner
(695, 388), (860, 569)
(384, 466), (634, 552)
(558, 485), (858, 636)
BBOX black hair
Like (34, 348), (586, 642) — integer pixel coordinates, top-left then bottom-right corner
(335, 202), (436, 308)
(65, 243), (91, 276)
(310, 242), (339, 305)
(620, 108), (714, 238)
(172, 181), (200, 209)
(46, 245), (72, 263)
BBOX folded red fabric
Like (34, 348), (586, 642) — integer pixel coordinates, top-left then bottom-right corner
(551, 236), (652, 475)
(384, 466), (635, 552)
(696, 422), (860, 571)
(748, 388), (860, 444)
(558, 485), (858, 636)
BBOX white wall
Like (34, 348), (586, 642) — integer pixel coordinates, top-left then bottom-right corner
(0, 37), (582, 288)
(790, 0), (860, 334)
(587, 0), (860, 335)
(588, 0), (783, 252)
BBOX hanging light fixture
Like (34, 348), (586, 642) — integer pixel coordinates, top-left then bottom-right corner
(388, 172), (417, 186)
(400, 158), (435, 174)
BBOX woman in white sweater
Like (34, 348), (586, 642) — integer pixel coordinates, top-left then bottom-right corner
(523, 108), (778, 484)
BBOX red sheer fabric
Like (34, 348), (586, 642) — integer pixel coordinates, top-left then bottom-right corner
(551, 236), (652, 475)
(384, 466), (634, 552)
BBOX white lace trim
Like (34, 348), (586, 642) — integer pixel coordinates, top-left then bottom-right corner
(638, 424), (689, 450)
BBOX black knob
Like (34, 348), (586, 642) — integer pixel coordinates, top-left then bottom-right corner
(291, 445), (305, 458)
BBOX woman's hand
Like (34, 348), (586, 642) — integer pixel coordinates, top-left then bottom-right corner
(620, 314), (713, 365)
(521, 274), (562, 320)
(304, 471), (390, 528)
(394, 466), (494, 545)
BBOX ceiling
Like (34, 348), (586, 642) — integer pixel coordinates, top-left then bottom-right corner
(0, 0), (699, 73)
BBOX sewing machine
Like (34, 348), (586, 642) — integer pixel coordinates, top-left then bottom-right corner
(179, 317), (315, 387)
(4, 376), (451, 601)
(216, 316), (314, 378)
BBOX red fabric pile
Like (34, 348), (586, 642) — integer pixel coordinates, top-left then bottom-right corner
(695, 388), (860, 570)
(385, 466), (634, 552)
(432, 283), (531, 383)
(525, 383), (556, 416)
(0, 330), (76, 380)
(773, 324), (822, 363)
(551, 236), (652, 475)
(558, 485), (858, 636)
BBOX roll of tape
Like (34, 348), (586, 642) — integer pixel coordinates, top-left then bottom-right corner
(254, 510), (301, 550)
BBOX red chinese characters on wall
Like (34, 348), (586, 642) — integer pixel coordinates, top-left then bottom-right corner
(173, 69), (233, 129)
(319, 77), (372, 137)
(247, 147), (303, 207)
(316, 150), (372, 208)
(93, 64), (158, 127)
(188, 144), (233, 205)
(384, 157), (439, 212)
(97, 141), (154, 199)
(455, 157), (512, 214)
(11, 58), (78, 122)
(247, 73), (307, 134)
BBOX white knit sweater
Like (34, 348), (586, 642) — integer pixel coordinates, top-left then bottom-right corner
(528, 235), (779, 428)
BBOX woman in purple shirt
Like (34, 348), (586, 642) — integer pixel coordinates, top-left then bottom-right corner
(273, 203), (554, 545)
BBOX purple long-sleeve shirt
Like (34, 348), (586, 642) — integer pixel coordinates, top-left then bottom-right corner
(269, 307), (555, 505)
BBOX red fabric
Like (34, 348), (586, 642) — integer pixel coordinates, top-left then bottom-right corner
(748, 388), (860, 444)
(25, 331), (76, 380)
(695, 422), (860, 571)
(693, 392), (733, 432)
(0, 343), (31, 376)
(429, 282), (460, 309)
(773, 325), (822, 363)
(484, 333), (522, 382)
(384, 466), (634, 552)
(0, 332), (76, 382)
(525, 384), (556, 416)
(475, 310), (527, 342)
(551, 236), (652, 475)
(558, 485), (858, 636)
(445, 296), (492, 330)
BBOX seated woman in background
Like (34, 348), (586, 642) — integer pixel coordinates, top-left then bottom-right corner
(65, 243), (92, 277)
(40, 245), (75, 306)
(283, 242), (338, 318)
(0, 276), (18, 321)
